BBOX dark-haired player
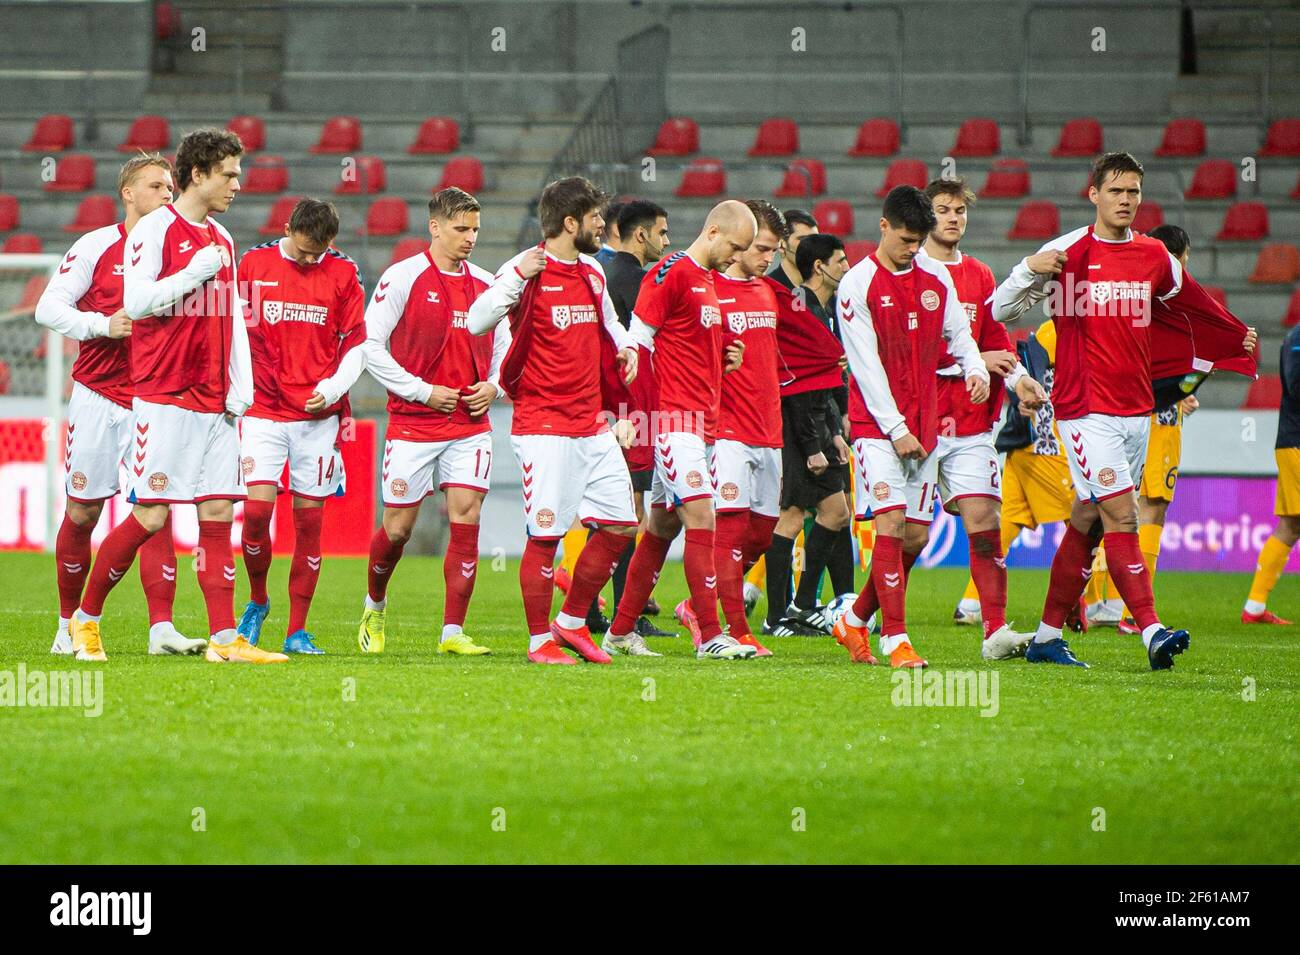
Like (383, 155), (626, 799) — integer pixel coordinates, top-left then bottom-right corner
(37, 153), (204, 658)
(467, 177), (640, 664)
(357, 188), (507, 656)
(235, 198), (366, 655)
(72, 127), (287, 663)
(993, 152), (1254, 670)
(829, 186), (989, 669)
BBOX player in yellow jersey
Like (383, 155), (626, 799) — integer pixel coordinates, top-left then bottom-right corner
(1242, 321), (1300, 624)
(955, 319), (1078, 627)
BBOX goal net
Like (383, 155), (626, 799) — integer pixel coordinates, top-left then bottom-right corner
(0, 253), (65, 552)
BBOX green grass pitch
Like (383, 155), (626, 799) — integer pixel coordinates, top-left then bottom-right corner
(0, 549), (1296, 864)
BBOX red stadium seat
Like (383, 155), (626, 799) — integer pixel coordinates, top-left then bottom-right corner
(241, 154), (289, 195)
(951, 118), (1000, 157)
(358, 197), (409, 236)
(748, 118), (799, 157)
(155, 2), (181, 41)
(23, 114), (74, 152)
(1203, 285), (1228, 308)
(675, 157), (726, 198)
(336, 156), (387, 195)
(1260, 119), (1300, 157)
(409, 116), (461, 154)
(1247, 243), (1300, 283)
(774, 158), (827, 198)
(63, 195), (116, 232)
(435, 156), (484, 193)
(119, 115), (170, 152)
(1216, 202), (1268, 241)
(811, 199), (854, 237)
(979, 159), (1030, 199)
(0, 194), (18, 232)
(1242, 374), (1283, 409)
(258, 196), (303, 236)
(1292, 171), (1300, 200)
(227, 115), (265, 152)
(310, 116), (362, 154)
(1, 233), (42, 253)
(844, 239), (878, 266)
(1132, 201), (1165, 234)
(1185, 159), (1237, 200)
(1154, 118), (1206, 157)
(874, 159), (927, 197)
(44, 154), (95, 192)
(1007, 201), (1060, 240)
(389, 237), (428, 265)
(648, 117), (699, 157)
(1051, 118), (1103, 157)
(1284, 288), (1300, 327)
(848, 118), (899, 157)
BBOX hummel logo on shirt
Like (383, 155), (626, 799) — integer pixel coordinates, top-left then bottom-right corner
(541, 285), (563, 292)
(178, 240), (192, 253)
(427, 291), (440, 303)
(880, 295), (893, 307)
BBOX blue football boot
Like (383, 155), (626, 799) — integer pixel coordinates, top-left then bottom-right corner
(1147, 627), (1189, 671)
(1025, 637), (1089, 669)
(237, 599), (270, 646)
(283, 629), (324, 655)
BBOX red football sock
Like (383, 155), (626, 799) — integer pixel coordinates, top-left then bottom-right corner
(55, 513), (95, 619)
(852, 545), (918, 622)
(743, 512), (779, 569)
(240, 498), (275, 605)
(367, 525), (406, 602)
(442, 521), (480, 629)
(1042, 524), (1096, 629)
(520, 537), (559, 635)
(968, 528), (1008, 638)
(610, 531), (673, 634)
(287, 506), (324, 635)
(684, 527), (723, 641)
(196, 520), (236, 635)
(1101, 531), (1160, 630)
(870, 534), (908, 637)
(80, 513), (153, 616)
(138, 510), (177, 625)
(714, 511), (751, 636)
(561, 528), (628, 619)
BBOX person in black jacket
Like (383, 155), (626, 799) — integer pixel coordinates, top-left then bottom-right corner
(764, 233), (854, 636)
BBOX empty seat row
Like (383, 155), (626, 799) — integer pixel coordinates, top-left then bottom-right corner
(676, 154), (1300, 204)
(19, 114), (464, 156)
(649, 116), (1300, 159)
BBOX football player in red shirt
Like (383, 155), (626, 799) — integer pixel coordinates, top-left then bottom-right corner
(711, 200), (787, 656)
(829, 186), (989, 668)
(915, 177), (1047, 660)
(993, 151), (1230, 669)
(467, 177), (640, 664)
(36, 153), (205, 659)
(358, 188), (507, 656)
(235, 198), (366, 655)
(603, 200), (757, 660)
(73, 127), (287, 663)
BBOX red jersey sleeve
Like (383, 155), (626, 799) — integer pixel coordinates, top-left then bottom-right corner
(632, 264), (674, 329)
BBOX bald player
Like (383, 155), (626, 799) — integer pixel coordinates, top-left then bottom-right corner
(603, 201), (759, 660)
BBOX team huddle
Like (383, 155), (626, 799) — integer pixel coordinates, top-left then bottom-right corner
(37, 127), (1272, 671)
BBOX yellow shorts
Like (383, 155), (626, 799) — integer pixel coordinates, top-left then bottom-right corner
(1277, 448), (1300, 517)
(1001, 449), (1074, 529)
(1139, 422), (1182, 502)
